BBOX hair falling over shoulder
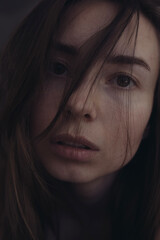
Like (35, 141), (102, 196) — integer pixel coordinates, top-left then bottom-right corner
(0, 0), (160, 240)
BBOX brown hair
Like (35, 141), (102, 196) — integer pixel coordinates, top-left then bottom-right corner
(0, 0), (159, 239)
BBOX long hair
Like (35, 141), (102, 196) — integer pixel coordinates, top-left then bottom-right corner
(0, 0), (159, 240)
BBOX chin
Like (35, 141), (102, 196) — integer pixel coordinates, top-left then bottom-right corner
(46, 167), (99, 184)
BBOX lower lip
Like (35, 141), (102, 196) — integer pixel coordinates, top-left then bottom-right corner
(50, 143), (98, 162)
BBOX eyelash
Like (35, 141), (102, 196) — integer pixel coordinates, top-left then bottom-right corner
(47, 60), (138, 90)
(108, 72), (138, 90)
(47, 60), (70, 78)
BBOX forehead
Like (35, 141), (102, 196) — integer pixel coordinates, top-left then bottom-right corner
(58, 1), (118, 45)
(57, 1), (159, 74)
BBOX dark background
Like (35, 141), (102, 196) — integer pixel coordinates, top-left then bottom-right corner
(0, 0), (40, 54)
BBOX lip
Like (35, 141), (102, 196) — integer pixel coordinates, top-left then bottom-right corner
(50, 134), (100, 162)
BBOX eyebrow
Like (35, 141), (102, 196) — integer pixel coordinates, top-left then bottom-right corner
(53, 42), (79, 56)
(53, 42), (151, 71)
(108, 55), (151, 71)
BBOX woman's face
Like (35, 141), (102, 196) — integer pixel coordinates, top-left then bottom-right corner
(31, 1), (159, 183)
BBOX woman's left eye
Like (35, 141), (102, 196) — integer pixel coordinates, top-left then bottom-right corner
(110, 73), (136, 89)
(48, 61), (68, 76)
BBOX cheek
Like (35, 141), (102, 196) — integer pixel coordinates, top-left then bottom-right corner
(30, 85), (63, 137)
(129, 101), (152, 147)
(121, 98), (153, 161)
(101, 93), (153, 166)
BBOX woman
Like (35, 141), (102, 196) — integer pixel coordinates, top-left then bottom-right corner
(0, 0), (159, 239)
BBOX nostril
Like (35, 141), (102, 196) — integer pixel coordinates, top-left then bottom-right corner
(66, 109), (72, 116)
(68, 110), (71, 114)
(64, 105), (93, 119)
(84, 113), (90, 119)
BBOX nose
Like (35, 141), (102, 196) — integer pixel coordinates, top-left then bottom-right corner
(64, 83), (97, 121)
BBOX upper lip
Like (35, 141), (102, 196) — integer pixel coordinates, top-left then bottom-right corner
(51, 134), (100, 151)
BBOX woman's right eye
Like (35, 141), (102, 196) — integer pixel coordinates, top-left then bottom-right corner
(48, 61), (69, 77)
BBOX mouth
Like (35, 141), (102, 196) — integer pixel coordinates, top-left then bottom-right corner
(57, 141), (91, 149)
(51, 134), (99, 151)
(50, 134), (99, 162)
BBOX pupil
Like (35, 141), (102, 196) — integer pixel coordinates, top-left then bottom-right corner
(117, 75), (130, 87)
(54, 63), (66, 75)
